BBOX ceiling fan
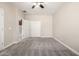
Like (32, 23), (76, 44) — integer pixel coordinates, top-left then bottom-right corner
(32, 2), (44, 9)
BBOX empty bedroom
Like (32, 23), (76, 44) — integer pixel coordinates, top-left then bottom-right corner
(0, 2), (79, 56)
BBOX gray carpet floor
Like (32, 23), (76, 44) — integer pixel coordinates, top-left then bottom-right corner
(0, 37), (77, 56)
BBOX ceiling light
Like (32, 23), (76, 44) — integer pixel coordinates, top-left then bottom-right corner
(32, 2), (44, 9)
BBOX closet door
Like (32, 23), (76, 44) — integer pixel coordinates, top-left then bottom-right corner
(0, 8), (4, 49)
(30, 21), (41, 37)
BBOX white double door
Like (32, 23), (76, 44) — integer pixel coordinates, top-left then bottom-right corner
(0, 8), (4, 49)
(22, 21), (41, 38)
(30, 21), (41, 37)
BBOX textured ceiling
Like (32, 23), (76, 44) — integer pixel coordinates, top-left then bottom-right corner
(12, 2), (65, 15)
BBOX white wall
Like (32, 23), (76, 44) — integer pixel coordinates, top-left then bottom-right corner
(53, 3), (79, 53)
(24, 15), (53, 37)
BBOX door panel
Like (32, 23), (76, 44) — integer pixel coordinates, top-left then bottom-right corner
(30, 21), (41, 37)
(0, 8), (4, 49)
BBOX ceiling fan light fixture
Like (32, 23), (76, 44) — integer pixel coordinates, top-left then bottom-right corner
(32, 2), (44, 9)
(40, 4), (44, 8)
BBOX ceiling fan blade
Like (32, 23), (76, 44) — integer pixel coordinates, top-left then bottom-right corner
(40, 4), (44, 8)
(32, 5), (35, 9)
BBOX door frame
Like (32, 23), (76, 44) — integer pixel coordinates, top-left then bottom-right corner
(0, 8), (4, 49)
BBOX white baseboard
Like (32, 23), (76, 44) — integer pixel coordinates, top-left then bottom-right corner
(40, 36), (53, 38)
(0, 37), (29, 52)
(53, 36), (79, 56)
(14, 37), (29, 44)
(0, 42), (15, 51)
